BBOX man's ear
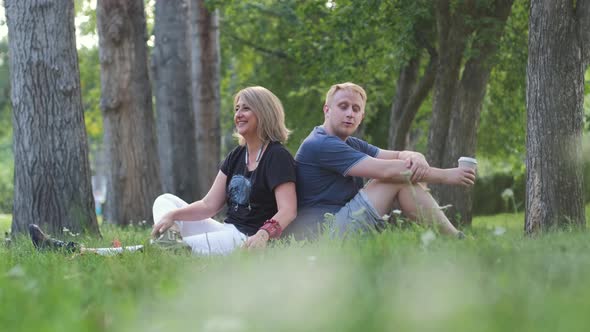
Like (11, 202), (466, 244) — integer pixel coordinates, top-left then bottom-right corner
(323, 104), (330, 116)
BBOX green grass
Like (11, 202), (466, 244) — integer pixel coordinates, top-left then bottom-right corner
(1, 210), (590, 332)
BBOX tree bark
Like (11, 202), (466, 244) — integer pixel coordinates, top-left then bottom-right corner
(388, 54), (437, 151)
(525, 0), (589, 233)
(5, 0), (99, 236)
(426, 0), (469, 168)
(97, 0), (162, 226)
(153, 0), (199, 202)
(426, 0), (514, 226)
(436, 0), (514, 226)
(188, 0), (221, 197)
(389, 56), (419, 150)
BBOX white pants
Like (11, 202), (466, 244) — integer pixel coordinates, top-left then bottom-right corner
(152, 193), (247, 255)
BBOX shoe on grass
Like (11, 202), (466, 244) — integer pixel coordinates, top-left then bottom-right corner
(149, 229), (190, 251)
(28, 224), (79, 253)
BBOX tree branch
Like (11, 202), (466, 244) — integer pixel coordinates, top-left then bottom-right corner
(225, 33), (294, 62)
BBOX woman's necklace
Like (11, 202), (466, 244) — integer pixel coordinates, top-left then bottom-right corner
(245, 141), (266, 166)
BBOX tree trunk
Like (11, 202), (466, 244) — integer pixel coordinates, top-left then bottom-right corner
(426, 0), (468, 168)
(389, 56), (419, 150)
(5, 0), (99, 236)
(525, 0), (589, 233)
(436, 0), (514, 226)
(388, 53), (437, 151)
(427, 0), (514, 226)
(153, 0), (199, 202)
(188, 0), (221, 197)
(97, 0), (162, 226)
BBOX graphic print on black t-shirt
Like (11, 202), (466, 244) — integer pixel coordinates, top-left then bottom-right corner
(220, 142), (296, 236)
(228, 174), (251, 211)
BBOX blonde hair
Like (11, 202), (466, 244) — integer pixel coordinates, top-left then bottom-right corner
(325, 82), (367, 107)
(233, 86), (291, 145)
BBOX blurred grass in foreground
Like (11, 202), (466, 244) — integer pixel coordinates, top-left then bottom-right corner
(1, 207), (590, 332)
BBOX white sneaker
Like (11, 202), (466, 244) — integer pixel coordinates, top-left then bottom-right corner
(150, 229), (189, 251)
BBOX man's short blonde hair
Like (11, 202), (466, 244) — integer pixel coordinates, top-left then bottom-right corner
(233, 86), (291, 145)
(325, 82), (367, 107)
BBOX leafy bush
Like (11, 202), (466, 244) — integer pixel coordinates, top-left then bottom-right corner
(474, 161), (590, 216)
(0, 167), (12, 214)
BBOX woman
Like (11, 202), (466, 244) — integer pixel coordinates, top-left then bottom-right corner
(151, 86), (297, 255)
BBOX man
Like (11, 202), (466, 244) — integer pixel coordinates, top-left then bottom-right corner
(289, 82), (476, 239)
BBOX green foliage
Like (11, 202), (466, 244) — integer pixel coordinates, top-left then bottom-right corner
(78, 47), (102, 151)
(0, 39), (13, 214)
(473, 171), (525, 215)
(214, 0), (529, 170)
(3, 218), (590, 331)
(0, 155), (13, 214)
(473, 157), (590, 216)
(478, 0), (528, 165)
(215, 0), (416, 152)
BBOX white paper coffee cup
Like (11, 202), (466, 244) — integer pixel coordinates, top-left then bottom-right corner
(458, 157), (477, 170)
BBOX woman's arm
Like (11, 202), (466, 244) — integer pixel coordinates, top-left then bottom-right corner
(243, 181), (297, 249)
(151, 171), (228, 237)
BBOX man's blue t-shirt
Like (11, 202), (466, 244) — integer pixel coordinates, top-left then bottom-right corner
(289, 126), (379, 236)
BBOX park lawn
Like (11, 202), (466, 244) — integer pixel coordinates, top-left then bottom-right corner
(1, 207), (590, 332)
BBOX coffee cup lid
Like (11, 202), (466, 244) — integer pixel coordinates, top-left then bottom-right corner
(458, 157), (477, 164)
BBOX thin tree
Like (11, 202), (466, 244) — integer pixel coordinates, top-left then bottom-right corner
(5, 0), (100, 235)
(96, 0), (161, 226)
(525, 0), (589, 233)
(188, 0), (221, 196)
(153, 0), (199, 202)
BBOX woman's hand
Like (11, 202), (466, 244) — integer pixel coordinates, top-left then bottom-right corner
(243, 230), (270, 250)
(151, 211), (176, 238)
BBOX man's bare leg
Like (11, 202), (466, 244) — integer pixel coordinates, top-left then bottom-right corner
(363, 180), (460, 235)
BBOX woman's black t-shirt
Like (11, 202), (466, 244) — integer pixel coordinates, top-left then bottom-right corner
(220, 141), (296, 236)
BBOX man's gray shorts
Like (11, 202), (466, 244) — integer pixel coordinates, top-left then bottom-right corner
(332, 190), (388, 237)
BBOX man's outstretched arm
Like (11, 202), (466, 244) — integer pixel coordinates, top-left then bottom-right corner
(347, 156), (475, 186)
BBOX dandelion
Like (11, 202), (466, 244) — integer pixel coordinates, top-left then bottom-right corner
(493, 226), (506, 236)
(421, 230), (436, 247)
(501, 188), (518, 213)
(501, 188), (514, 201)
(307, 255), (317, 267)
(6, 265), (25, 278)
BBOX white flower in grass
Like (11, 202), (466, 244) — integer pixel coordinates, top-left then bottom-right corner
(501, 188), (514, 201)
(62, 227), (79, 237)
(392, 209), (402, 216)
(6, 265), (25, 278)
(421, 230), (436, 247)
(493, 226), (506, 236)
(307, 255), (317, 267)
